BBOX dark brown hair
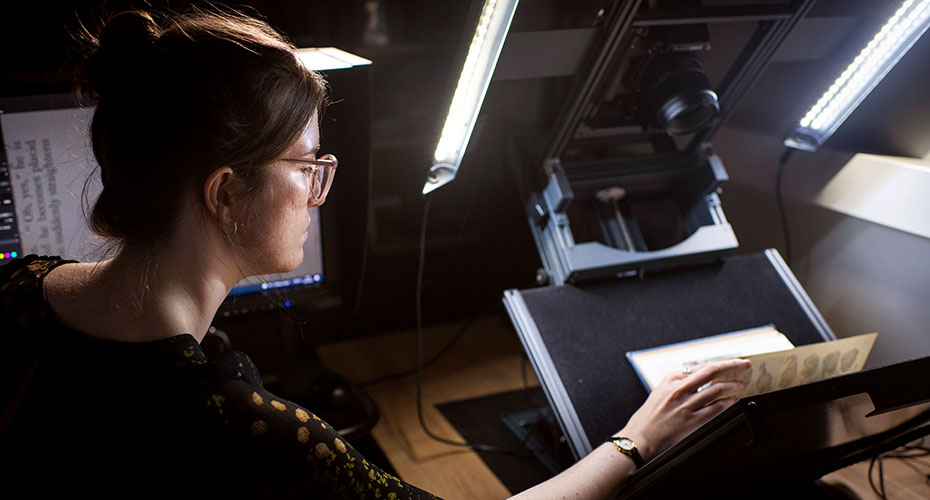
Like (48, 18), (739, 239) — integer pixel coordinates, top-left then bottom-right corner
(76, 8), (327, 250)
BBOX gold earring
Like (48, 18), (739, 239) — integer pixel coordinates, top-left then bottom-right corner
(222, 221), (238, 238)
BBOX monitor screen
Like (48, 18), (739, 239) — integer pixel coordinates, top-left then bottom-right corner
(0, 95), (326, 301)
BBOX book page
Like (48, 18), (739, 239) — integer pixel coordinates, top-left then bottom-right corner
(735, 332), (878, 399)
(627, 325), (794, 391)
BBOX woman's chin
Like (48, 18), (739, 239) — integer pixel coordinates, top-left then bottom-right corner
(268, 260), (303, 276)
(283, 251), (305, 273)
(242, 249), (304, 277)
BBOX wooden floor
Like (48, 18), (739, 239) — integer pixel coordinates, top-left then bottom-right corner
(318, 314), (930, 499)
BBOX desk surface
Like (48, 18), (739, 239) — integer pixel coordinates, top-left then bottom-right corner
(317, 315), (929, 499)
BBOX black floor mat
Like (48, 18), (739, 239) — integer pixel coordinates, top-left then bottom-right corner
(436, 388), (573, 494)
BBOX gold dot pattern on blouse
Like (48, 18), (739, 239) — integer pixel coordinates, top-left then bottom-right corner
(210, 394), (226, 415)
(297, 426), (310, 444)
(251, 420), (269, 436)
(4, 258), (445, 499)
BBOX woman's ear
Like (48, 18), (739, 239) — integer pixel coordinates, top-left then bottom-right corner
(203, 166), (236, 223)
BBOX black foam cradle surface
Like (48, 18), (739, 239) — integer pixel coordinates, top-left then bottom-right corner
(516, 252), (831, 449)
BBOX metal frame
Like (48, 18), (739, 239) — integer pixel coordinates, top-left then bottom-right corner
(503, 248), (839, 460)
(541, 0), (643, 162)
(543, 1), (816, 160)
(694, 0), (817, 147)
(530, 0), (816, 283)
(503, 289), (593, 459)
(632, 5), (794, 27)
(530, 155), (738, 285)
(505, 0), (828, 462)
(764, 249), (836, 342)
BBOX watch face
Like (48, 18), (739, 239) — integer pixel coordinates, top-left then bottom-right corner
(618, 438), (634, 451)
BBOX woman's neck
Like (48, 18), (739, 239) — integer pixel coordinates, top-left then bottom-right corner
(100, 246), (234, 342)
(46, 232), (242, 344)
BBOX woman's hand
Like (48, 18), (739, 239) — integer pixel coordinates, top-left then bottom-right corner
(617, 358), (751, 462)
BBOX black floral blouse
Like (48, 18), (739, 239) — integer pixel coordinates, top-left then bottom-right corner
(0, 255), (440, 499)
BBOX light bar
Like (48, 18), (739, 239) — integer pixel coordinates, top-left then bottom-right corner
(785, 0), (930, 152)
(295, 47), (372, 71)
(422, 0), (520, 195)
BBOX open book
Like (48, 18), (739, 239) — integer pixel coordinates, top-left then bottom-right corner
(626, 326), (878, 399)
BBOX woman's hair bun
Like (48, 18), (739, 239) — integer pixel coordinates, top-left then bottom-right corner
(99, 10), (158, 51)
(79, 10), (161, 103)
(78, 7), (326, 248)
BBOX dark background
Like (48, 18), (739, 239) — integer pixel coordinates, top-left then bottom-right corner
(3, 0), (928, 342)
(0, 0), (544, 339)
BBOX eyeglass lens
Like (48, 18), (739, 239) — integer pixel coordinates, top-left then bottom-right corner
(311, 154), (336, 201)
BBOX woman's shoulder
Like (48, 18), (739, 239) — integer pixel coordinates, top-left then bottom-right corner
(0, 254), (74, 291)
(0, 255), (75, 327)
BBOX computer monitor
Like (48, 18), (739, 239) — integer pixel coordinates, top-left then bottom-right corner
(0, 93), (323, 307)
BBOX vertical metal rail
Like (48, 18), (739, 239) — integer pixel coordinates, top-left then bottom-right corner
(542, 0), (643, 162)
(695, 0), (817, 146)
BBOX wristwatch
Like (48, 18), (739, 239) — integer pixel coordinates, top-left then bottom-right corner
(609, 436), (644, 468)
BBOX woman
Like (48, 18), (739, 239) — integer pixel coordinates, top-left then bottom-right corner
(0, 8), (749, 498)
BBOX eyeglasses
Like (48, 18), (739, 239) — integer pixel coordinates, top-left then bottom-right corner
(280, 154), (338, 205)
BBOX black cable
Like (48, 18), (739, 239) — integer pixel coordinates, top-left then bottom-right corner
(775, 148), (795, 266)
(518, 351), (567, 471)
(521, 354), (531, 392)
(888, 454), (930, 479)
(357, 313), (484, 388)
(883, 438), (930, 489)
(888, 450), (930, 460)
(521, 354), (549, 408)
(413, 194), (534, 456)
(352, 132), (376, 317)
(879, 454), (887, 499)
(865, 438), (930, 499)
(869, 455), (888, 500)
(893, 437), (930, 456)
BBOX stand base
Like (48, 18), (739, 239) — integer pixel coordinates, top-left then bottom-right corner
(501, 407), (573, 476)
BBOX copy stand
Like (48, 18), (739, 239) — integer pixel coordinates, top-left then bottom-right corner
(522, 1), (817, 286)
(502, 0), (825, 463)
(504, 250), (835, 459)
(505, 251), (930, 495)
(496, 0), (919, 491)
